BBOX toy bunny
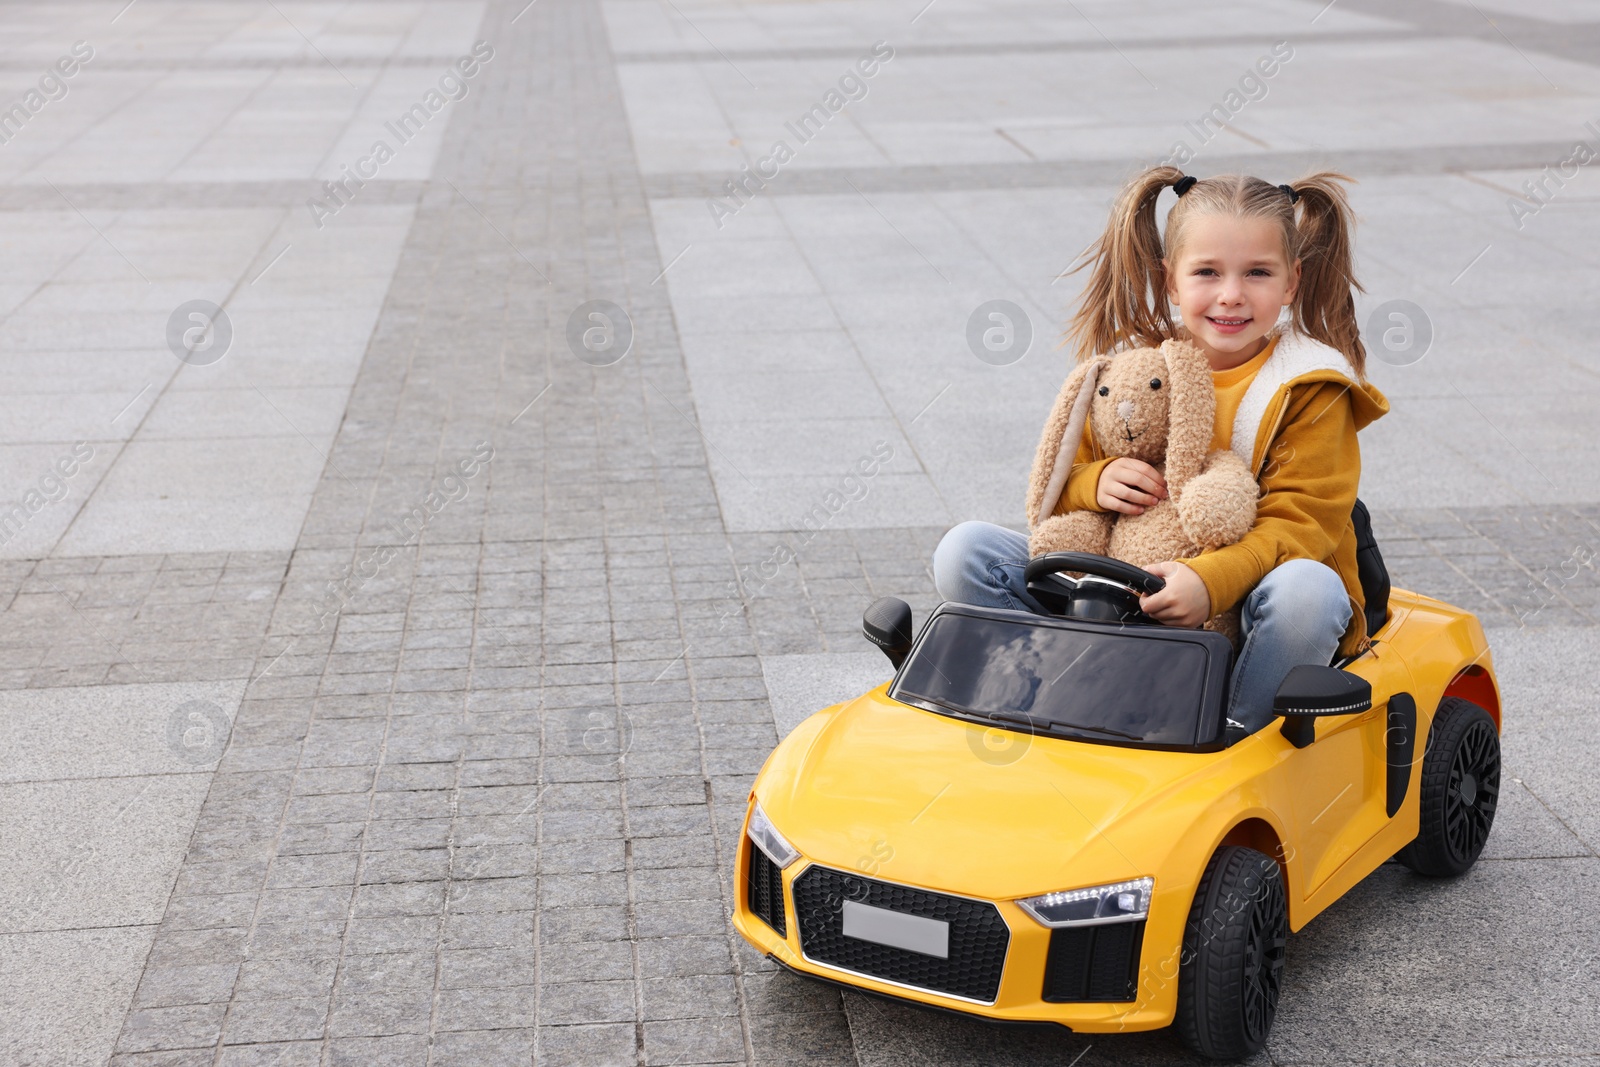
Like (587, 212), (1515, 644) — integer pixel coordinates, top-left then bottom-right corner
(1026, 338), (1259, 640)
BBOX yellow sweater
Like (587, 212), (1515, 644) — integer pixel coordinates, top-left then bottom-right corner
(1209, 336), (1277, 452)
(1056, 331), (1389, 656)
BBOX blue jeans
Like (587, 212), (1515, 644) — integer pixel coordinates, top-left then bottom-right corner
(930, 521), (1352, 733)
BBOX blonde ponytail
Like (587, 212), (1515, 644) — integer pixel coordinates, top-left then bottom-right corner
(1287, 172), (1366, 377)
(1065, 165), (1186, 364)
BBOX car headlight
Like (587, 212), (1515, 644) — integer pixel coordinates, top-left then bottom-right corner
(747, 800), (800, 869)
(1017, 877), (1153, 927)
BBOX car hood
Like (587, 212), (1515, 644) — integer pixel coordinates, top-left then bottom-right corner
(758, 686), (1243, 900)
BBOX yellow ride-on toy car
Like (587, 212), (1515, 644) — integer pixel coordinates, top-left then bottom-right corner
(731, 504), (1500, 1059)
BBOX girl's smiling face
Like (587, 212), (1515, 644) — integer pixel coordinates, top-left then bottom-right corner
(1164, 213), (1300, 371)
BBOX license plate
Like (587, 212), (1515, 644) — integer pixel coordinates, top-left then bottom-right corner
(840, 899), (950, 959)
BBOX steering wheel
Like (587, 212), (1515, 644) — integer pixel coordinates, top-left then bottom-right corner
(1025, 552), (1167, 595)
(1024, 553), (1166, 624)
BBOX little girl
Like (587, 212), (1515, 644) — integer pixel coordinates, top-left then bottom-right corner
(933, 167), (1389, 732)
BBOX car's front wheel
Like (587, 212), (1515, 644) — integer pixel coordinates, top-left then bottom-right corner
(1176, 845), (1287, 1061)
(1397, 696), (1500, 877)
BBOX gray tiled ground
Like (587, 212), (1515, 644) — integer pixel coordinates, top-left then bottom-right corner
(1, 0), (1597, 1064)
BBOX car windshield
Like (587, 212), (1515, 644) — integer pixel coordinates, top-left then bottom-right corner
(891, 612), (1214, 747)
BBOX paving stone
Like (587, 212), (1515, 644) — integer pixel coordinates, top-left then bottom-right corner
(534, 1022), (638, 1067)
(361, 820), (453, 852)
(161, 892), (258, 931)
(342, 916), (437, 956)
(325, 1034), (429, 1066)
(631, 866), (725, 903)
(115, 1004), (227, 1054)
(112, 1050), (227, 1067)
(748, 1010), (860, 1066)
(359, 849), (451, 885)
(633, 897), (730, 940)
(144, 928), (252, 970)
(355, 879), (448, 918)
(539, 940), (635, 984)
(255, 886), (352, 924)
(133, 963), (242, 1009)
(215, 1045), (322, 1067)
(441, 910), (537, 951)
(219, 998), (329, 1046)
(636, 936), (739, 980)
(433, 984), (538, 1031)
(266, 852), (361, 889)
(539, 979), (639, 1025)
(645, 1015), (747, 1065)
(234, 957), (339, 1001)
(429, 1028), (535, 1066)
(239, 922), (346, 963)
(325, 990), (433, 1037)
(641, 974), (741, 1021)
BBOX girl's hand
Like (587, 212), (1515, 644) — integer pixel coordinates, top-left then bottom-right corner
(1139, 561), (1211, 628)
(1097, 458), (1168, 515)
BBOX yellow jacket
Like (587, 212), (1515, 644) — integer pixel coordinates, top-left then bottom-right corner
(1058, 329), (1390, 657)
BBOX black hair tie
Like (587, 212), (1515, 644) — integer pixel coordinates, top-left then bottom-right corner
(1174, 175), (1197, 196)
(1278, 183), (1299, 203)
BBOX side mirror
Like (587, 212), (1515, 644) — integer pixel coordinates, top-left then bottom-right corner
(863, 597), (914, 669)
(1274, 665), (1373, 748)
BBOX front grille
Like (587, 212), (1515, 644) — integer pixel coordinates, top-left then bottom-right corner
(746, 840), (787, 937)
(1041, 921), (1145, 1002)
(792, 865), (1009, 1003)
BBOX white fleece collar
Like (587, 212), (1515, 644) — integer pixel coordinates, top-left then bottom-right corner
(1230, 327), (1357, 473)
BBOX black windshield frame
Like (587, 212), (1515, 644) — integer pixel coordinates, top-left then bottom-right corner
(887, 604), (1234, 752)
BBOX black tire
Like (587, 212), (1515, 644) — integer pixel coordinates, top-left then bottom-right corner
(1176, 846), (1287, 1061)
(1397, 697), (1500, 877)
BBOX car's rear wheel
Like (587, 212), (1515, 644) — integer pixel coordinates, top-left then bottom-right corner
(1176, 845), (1287, 1060)
(1397, 697), (1500, 877)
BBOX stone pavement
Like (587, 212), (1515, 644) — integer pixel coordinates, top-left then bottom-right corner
(0, 0), (1597, 1065)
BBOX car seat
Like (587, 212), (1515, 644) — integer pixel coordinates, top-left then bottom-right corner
(1351, 498), (1390, 640)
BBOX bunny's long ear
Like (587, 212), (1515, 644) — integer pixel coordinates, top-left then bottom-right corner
(1028, 356), (1109, 526)
(1160, 338), (1216, 493)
